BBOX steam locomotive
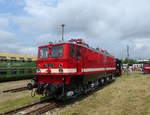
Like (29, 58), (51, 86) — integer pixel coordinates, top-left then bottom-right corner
(27, 39), (122, 100)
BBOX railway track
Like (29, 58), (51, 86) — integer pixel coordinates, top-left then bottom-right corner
(0, 89), (96, 115)
(0, 97), (61, 115)
(0, 80), (115, 115)
(17, 102), (61, 115)
(2, 86), (27, 93)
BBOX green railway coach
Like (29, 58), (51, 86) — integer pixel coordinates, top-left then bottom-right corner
(0, 52), (37, 82)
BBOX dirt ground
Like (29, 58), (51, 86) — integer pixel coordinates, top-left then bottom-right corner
(47, 73), (150, 115)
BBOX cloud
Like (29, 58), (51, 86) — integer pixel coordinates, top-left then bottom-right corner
(0, 43), (36, 56)
(18, 0), (150, 39)
(23, 0), (54, 16)
(0, 30), (36, 55)
(1, 0), (150, 59)
(0, 17), (9, 28)
(18, 46), (37, 55)
(14, 16), (51, 34)
(130, 39), (150, 59)
(0, 30), (16, 41)
(34, 33), (53, 45)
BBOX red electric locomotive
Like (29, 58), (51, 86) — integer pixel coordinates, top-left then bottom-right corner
(27, 39), (122, 100)
(143, 63), (150, 74)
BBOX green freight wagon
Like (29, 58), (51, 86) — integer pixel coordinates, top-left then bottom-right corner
(0, 52), (37, 82)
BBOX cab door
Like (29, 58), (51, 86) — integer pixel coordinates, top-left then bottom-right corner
(76, 46), (84, 73)
(69, 44), (76, 71)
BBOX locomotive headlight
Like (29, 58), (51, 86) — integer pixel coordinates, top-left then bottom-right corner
(36, 69), (41, 73)
(59, 68), (63, 73)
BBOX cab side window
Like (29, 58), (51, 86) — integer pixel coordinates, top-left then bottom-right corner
(70, 45), (75, 57)
(76, 47), (81, 59)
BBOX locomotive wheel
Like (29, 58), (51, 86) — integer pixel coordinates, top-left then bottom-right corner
(101, 78), (105, 85)
(103, 77), (108, 84)
(59, 96), (67, 101)
(112, 75), (116, 80)
(106, 77), (109, 81)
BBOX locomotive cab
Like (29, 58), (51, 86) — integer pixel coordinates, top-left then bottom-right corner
(37, 39), (87, 75)
(37, 44), (70, 74)
(30, 42), (84, 99)
(36, 43), (83, 76)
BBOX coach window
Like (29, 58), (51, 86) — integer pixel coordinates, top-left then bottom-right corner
(76, 47), (81, 59)
(20, 57), (25, 62)
(0, 56), (7, 61)
(27, 69), (33, 73)
(0, 56), (2, 61)
(10, 57), (16, 61)
(0, 69), (7, 74)
(27, 58), (32, 62)
(11, 69), (17, 74)
(70, 45), (75, 57)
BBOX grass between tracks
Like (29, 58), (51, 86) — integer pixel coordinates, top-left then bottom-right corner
(0, 80), (42, 113)
(49, 73), (150, 115)
(0, 91), (42, 113)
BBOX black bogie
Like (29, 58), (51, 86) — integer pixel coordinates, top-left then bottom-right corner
(33, 59), (122, 100)
(35, 74), (116, 100)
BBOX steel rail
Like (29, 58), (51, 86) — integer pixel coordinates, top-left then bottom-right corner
(0, 98), (51, 115)
(0, 79), (116, 115)
(2, 86), (27, 93)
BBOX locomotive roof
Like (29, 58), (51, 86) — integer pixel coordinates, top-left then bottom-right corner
(40, 41), (114, 58)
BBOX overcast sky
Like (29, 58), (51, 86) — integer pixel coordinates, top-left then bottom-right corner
(0, 0), (150, 59)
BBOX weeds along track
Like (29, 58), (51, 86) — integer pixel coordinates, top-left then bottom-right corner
(2, 86), (27, 93)
(0, 92), (99, 115)
(0, 79), (116, 115)
(0, 97), (61, 115)
(0, 87), (103, 115)
(17, 102), (61, 115)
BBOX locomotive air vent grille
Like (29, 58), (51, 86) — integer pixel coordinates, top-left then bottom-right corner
(44, 64), (55, 68)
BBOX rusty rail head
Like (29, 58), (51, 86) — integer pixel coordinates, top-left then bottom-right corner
(2, 87), (27, 93)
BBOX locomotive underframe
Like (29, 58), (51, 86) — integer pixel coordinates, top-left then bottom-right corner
(143, 69), (150, 74)
(33, 71), (116, 100)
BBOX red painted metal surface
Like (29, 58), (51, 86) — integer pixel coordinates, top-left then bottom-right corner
(143, 64), (150, 74)
(35, 39), (116, 84)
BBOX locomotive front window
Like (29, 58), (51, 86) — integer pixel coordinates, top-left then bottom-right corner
(40, 47), (48, 58)
(51, 46), (63, 58)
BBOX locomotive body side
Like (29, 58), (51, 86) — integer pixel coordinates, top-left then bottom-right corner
(35, 43), (116, 83)
(29, 40), (121, 100)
